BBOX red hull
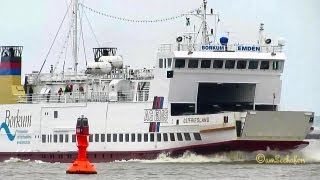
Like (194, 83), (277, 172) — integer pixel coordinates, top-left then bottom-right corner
(0, 140), (309, 163)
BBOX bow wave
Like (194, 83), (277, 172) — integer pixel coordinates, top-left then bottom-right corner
(0, 122), (16, 141)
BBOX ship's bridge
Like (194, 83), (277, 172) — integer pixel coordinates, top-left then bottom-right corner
(151, 41), (286, 116)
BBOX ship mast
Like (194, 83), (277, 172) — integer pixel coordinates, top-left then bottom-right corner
(72, 0), (78, 75)
(201, 0), (209, 45)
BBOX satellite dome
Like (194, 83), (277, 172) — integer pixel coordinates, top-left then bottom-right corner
(220, 37), (228, 46)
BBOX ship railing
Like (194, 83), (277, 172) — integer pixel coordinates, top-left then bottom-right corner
(110, 90), (150, 102)
(158, 43), (283, 53)
(127, 69), (154, 80)
(17, 90), (149, 104)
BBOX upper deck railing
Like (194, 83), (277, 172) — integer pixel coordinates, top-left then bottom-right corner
(158, 43), (283, 54)
(17, 90), (150, 104)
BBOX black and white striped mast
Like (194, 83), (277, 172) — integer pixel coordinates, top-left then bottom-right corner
(72, 0), (78, 75)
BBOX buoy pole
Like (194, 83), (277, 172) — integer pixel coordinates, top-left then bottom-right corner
(66, 116), (97, 174)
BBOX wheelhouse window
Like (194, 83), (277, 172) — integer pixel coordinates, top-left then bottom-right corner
(188, 59), (199, 68)
(89, 134), (93, 142)
(248, 60), (258, 69)
(119, 134), (123, 142)
(273, 61), (282, 70)
(138, 133), (142, 142)
(201, 60), (211, 68)
(213, 60), (223, 68)
(260, 61), (270, 70)
(175, 59), (185, 68)
(236, 60), (247, 69)
(159, 59), (163, 68)
(225, 60), (235, 69)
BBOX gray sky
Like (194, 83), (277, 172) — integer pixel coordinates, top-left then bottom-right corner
(0, 0), (319, 114)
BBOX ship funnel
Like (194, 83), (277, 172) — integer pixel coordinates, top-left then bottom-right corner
(0, 46), (24, 104)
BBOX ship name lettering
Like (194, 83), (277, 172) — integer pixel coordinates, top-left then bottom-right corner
(183, 117), (209, 124)
(4, 110), (32, 128)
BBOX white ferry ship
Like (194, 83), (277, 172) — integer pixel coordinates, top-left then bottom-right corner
(0, 0), (315, 162)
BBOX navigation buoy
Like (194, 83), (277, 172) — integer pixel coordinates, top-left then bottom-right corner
(66, 116), (97, 174)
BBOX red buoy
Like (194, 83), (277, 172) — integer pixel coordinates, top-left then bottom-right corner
(66, 117), (97, 174)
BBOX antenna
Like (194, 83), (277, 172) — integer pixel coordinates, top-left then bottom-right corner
(183, 0), (219, 45)
(258, 23), (264, 45)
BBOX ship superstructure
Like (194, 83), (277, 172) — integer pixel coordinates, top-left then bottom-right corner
(0, 0), (314, 162)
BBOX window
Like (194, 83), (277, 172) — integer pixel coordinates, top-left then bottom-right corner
(225, 60), (235, 69)
(119, 134), (123, 142)
(47, 135), (49, 143)
(95, 134), (99, 142)
(144, 133), (148, 142)
(213, 60), (223, 68)
(101, 134), (105, 142)
(157, 133), (161, 141)
(163, 133), (168, 141)
(50, 134), (52, 143)
(201, 60), (211, 68)
(42, 134), (46, 143)
(164, 59), (167, 68)
(260, 61), (270, 70)
(177, 133), (183, 141)
(107, 134), (111, 142)
(170, 133), (175, 141)
(138, 134), (142, 142)
(131, 134), (136, 142)
(113, 134), (117, 142)
(188, 59), (199, 68)
(54, 135), (58, 143)
(150, 133), (155, 142)
(184, 133), (191, 141)
(89, 134), (93, 142)
(237, 60), (247, 69)
(125, 134), (129, 142)
(175, 59), (185, 68)
(54, 111), (58, 118)
(193, 133), (202, 140)
(248, 61), (258, 69)
(168, 58), (172, 68)
(273, 61), (282, 70)
(72, 134), (76, 143)
(59, 134), (63, 143)
(159, 59), (163, 68)
(65, 134), (69, 143)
